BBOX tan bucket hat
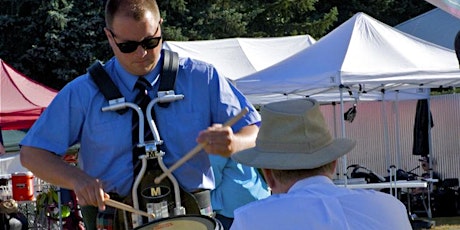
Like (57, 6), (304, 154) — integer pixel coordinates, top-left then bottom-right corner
(232, 98), (356, 170)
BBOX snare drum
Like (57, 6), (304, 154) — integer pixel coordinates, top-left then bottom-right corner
(134, 215), (223, 230)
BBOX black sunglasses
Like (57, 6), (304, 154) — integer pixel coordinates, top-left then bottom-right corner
(108, 23), (162, 53)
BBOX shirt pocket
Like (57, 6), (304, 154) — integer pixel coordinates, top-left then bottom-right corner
(86, 115), (131, 153)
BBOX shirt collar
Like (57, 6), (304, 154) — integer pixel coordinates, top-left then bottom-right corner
(288, 175), (334, 193)
(113, 54), (163, 92)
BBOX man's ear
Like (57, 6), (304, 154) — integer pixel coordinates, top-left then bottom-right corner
(103, 27), (111, 40)
(262, 168), (276, 191)
(329, 160), (339, 178)
(103, 27), (116, 48)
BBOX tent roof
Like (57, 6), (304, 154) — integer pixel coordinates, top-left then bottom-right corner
(396, 8), (460, 50)
(163, 35), (316, 80)
(425, 0), (460, 19)
(0, 59), (57, 130)
(235, 12), (460, 104)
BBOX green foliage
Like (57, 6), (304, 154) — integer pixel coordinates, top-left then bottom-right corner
(247, 0), (338, 38)
(315, 0), (434, 33)
(36, 187), (72, 219)
(1, 0), (110, 90)
(0, 0), (434, 90)
(431, 87), (460, 95)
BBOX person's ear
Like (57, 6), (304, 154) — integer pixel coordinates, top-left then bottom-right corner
(104, 27), (117, 49)
(104, 28), (113, 42)
(262, 169), (276, 192)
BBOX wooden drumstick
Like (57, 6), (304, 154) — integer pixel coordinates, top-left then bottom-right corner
(154, 107), (249, 184)
(105, 198), (155, 219)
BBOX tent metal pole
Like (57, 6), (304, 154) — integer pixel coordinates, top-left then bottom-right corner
(381, 92), (394, 196)
(426, 93), (433, 219)
(332, 102), (340, 180)
(333, 102), (338, 139)
(339, 87), (348, 185)
(381, 94), (389, 169)
(394, 91), (402, 169)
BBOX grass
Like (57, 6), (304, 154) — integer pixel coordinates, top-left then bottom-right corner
(433, 224), (460, 230)
(420, 216), (460, 230)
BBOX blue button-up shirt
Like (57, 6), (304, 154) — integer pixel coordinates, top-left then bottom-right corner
(210, 154), (270, 218)
(231, 176), (412, 230)
(21, 54), (261, 196)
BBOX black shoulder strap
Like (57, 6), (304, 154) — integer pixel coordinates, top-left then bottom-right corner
(88, 61), (128, 115)
(158, 49), (179, 108)
(88, 50), (179, 112)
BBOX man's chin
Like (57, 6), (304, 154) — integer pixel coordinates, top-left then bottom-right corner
(131, 63), (155, 76)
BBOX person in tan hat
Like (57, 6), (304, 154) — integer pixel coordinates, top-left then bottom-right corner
(230, 98), (412, 230)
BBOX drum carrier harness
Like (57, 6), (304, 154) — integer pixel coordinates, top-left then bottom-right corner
(88, 50), (210, 229)
(89, 49), (179, 112)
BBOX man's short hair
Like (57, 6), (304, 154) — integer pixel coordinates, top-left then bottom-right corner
(105, 0), (160, 28)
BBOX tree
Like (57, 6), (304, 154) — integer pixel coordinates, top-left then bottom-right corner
(160, 0), (250, 40)
(246, 0), (338, 39)
(0, 0), (436, 89)
(19, 0), (110, 89)
(315, 0), (434, 34)
(1, 0), (109, 89)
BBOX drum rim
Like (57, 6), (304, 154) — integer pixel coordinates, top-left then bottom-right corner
(134, 214), (219, 229)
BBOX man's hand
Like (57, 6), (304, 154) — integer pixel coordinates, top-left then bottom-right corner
(197, 124), (235, 157)
(197, 124), (258, 158)
(73, 177), (108, 211)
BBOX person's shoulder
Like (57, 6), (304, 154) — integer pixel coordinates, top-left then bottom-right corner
(177, 57), (225, 83)
(179, 56), (216, 71)
(340, 187), (394, 200)
(233, 198), (266, 215)
(352, 189), (404, 204)
(64, 59), (118, 91)
(60, 72), (95, 93)
(54, 68), (101, 104)
(234, 193), (288, 214)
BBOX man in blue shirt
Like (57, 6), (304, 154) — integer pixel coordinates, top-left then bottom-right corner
(20, 0), (260, 228)
(209, 155), (270, 229)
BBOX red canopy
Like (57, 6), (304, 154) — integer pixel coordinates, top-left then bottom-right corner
(0, 59), (57, 130)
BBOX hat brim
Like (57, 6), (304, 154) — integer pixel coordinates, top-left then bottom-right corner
(232, 138), (356, 170)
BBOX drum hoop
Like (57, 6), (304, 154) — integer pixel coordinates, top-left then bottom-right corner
(134, 214), (221, 230)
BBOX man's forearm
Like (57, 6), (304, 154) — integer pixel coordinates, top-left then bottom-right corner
(20, 146), (87, 190)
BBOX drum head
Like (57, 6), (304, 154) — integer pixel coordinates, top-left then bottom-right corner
(135, 214), (223, 230)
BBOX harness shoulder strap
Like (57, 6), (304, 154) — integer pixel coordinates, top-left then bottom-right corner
(88, 61), (128, 115)
(158, 49), (179, 108)
(88, 50), (178, 111)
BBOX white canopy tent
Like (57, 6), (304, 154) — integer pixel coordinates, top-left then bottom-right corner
(235, 12), (460, 105)
(425, 0), (460, 19)
(163, 35), (316, 81)
(235, 13), (460, 208)
(396, 8), (460, 50)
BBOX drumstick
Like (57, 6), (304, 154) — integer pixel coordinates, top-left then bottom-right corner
(154, 107), (249, 184)
(105, 198), (155, 219)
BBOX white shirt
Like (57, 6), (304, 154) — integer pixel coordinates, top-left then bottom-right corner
(231, 175), (412, 230)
